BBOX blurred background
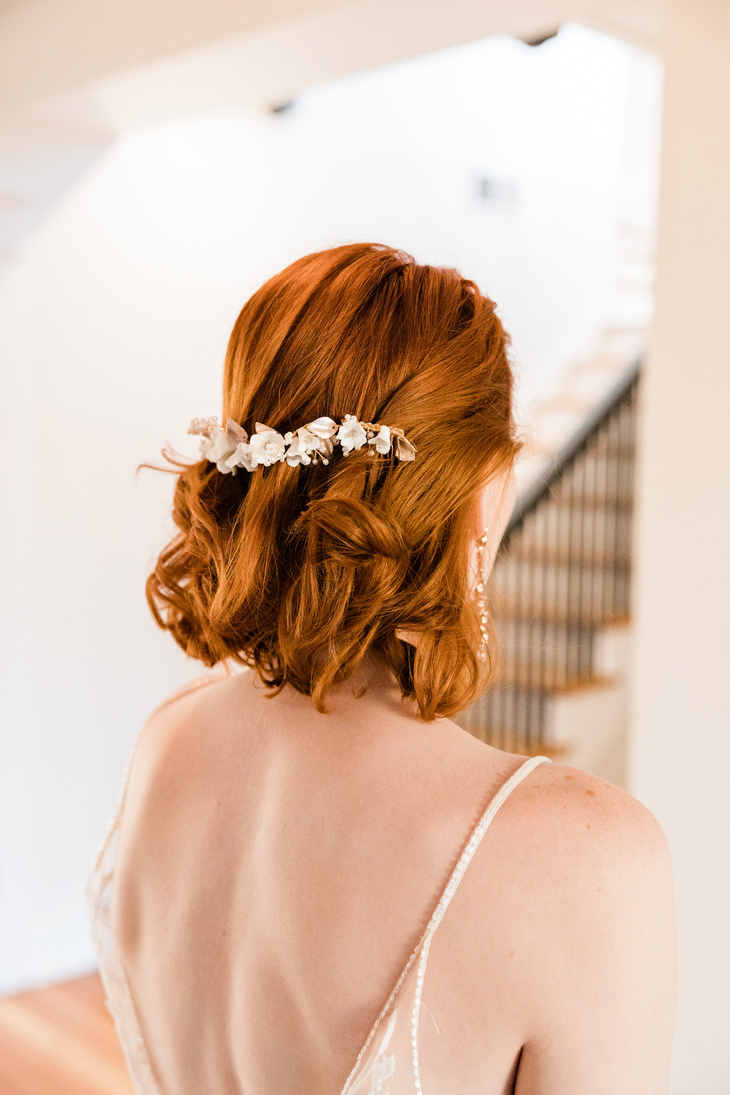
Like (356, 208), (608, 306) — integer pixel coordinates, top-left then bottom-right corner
(0, 1), (728, 1093)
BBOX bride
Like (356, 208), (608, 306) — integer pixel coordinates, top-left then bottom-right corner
(88, 241), (676, 1094)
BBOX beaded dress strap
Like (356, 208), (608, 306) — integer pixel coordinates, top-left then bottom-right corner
(423, 753), (550, 939)
(340, 754), (551, 1094)
(408, 754), (551, 1091)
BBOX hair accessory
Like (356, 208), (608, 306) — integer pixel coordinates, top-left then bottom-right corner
(187, 414), (416, 474)
(474, 528), (490, 661)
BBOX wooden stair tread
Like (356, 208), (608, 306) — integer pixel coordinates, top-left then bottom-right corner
(0, 972), (133, 1095)
(471, 673), (619, 699)
(460, 728), (571, 758)
(498, 546), (632, 568)
(513, 492), (634, 512)
(489, 604), (631, 626)
(461, 362), (639, 753)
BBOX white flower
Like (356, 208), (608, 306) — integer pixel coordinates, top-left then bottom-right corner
(337, 414), (368, 455)
(225, 442), (255, 472)
(205, 425), (236, 473)
(286, 426), (336, 466)
(249, 424), (287, 467)
(207, 427), (233, 462)
(190, 412), (415, 473)
(368, 424), (391, 454)
(297, 427), (319, 454)
(198, 435), (214, 460)
(284, 432), (312, 467)
(306, 427), (334, 456)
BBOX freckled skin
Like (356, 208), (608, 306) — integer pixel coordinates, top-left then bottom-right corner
(515, 762), (675, 1093)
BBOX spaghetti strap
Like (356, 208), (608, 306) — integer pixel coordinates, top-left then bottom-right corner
(407, 755), (551, 1088)
(425, 753), (550, 939)
(88, 690), (551, 1095)
(341, 754), (551, 1094)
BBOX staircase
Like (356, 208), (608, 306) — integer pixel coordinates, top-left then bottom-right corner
(456, 361), (640, 785)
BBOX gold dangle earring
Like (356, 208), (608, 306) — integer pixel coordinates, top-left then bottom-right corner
(474, 529), (490, 661)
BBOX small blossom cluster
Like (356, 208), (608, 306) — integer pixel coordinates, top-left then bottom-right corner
(187, 413), (416, 475)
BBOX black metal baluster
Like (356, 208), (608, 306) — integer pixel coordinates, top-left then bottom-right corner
(612, 399), (627, 619)
(518, 525), (528, 753)
(576, 445), (591, 682)
(603, 418), (611, 606)
(566, 455), (578, 685)
(535, 499), (550, 751)
(523, 510), (535, 752)
(456, 362), (642, 752)
(505, 545), (517, 751)
(583, 435), (598, 678)
(623, 381), (638, 617)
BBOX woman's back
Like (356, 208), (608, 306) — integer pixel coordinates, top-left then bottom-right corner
(89, 664), (674, 1095)
(89, 242), (676, 1093)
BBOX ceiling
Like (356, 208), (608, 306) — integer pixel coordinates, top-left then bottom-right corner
(0, 0), (662, 269)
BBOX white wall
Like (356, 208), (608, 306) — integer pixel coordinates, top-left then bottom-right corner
(0, 25), (658, 992)
(629, 0), (730, 1091)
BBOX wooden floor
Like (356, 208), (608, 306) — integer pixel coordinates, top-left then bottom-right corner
(0, 972), (134, 1095)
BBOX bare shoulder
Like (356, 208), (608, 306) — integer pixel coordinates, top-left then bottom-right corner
(499, 761), (677, 1094)
(514, 759), (672, 864)
(121, 670), (239, 815)
(501, 758), (675, 931)
(148, 669), (236, 724)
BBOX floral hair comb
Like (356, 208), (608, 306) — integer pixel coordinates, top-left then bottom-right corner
(187, 414), (416, 474)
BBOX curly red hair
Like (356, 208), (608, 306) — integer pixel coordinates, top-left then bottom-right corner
(146, 242), (520, 719)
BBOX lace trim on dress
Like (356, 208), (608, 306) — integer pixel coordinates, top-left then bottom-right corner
(86, 673), (232, 1095)
(86, 758), (162, 1094)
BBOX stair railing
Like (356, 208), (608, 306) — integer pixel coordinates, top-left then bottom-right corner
(457, 360), (641, 754)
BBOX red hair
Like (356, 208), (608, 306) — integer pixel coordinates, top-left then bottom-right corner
(146, 243), (519, 719)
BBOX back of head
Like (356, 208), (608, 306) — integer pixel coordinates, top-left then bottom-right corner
(147, 242), (519, 719)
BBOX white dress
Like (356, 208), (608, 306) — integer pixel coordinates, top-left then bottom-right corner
(86, 678), (550, 1095)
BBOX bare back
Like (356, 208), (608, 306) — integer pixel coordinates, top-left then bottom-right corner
(90, 664), (676, 1095)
